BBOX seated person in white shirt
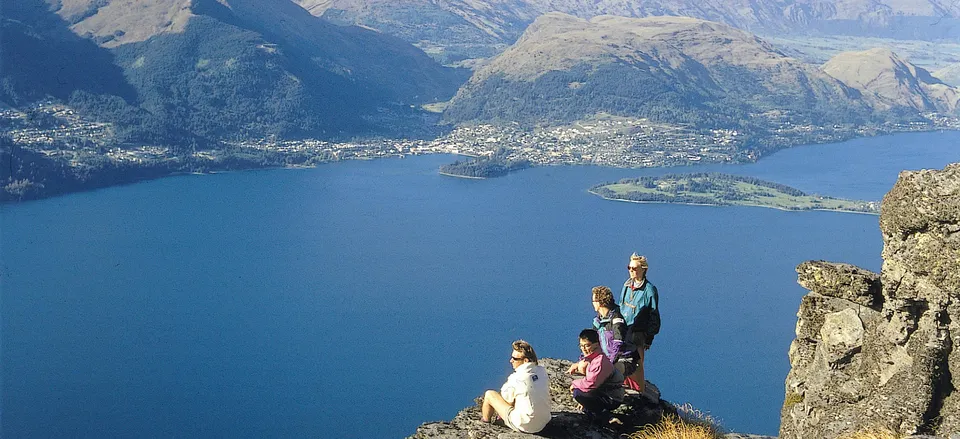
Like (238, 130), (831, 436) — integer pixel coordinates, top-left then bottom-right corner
(480, 339), (552, 433)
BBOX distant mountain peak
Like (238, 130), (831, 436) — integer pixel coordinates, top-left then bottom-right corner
(823, 48), (960, 114)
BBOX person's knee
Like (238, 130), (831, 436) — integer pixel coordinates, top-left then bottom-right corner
(483, 390), (499, 401)
(614, 362), (625, 375)
(572, 388), (590, 404)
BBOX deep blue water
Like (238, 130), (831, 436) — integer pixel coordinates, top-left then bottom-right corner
(3, 131), (959, 438)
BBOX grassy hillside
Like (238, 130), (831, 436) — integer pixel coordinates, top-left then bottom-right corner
(823, 48), (960, 114)
(444, 14), (874, 129)
(294, 0), (960, 64)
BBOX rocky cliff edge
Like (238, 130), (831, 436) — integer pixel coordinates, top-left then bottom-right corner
(409, 357), (775, 439)
(782, 163), (960, 438)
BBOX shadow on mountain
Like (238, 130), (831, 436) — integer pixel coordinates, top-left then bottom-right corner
(110, 15), (369, 140)
(99, 0), (469, 141)
(0, 0), (137, 105)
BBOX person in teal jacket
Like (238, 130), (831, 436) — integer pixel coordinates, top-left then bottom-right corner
(618, 253), (660, 392)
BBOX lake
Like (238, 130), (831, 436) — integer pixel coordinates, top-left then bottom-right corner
(3, 131), (959, 438)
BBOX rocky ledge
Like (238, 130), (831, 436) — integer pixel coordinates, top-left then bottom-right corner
(782, 163), (960, 438)
(408, 357), (775, 439)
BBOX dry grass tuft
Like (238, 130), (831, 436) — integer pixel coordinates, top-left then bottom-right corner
(624, 415), (721, 439)
(783, 391), (803, 409)
(837, 427), (903, 439)
(625, 404), (724, 439)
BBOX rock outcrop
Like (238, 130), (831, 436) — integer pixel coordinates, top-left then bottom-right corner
(409, 358), (671, 439)
(409, 358), (776, 439)
(781, 163), (960, 438)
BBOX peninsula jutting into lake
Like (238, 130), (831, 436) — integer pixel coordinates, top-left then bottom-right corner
(589, 173), (880, 214)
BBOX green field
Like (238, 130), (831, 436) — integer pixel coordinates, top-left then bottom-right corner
(590, 173), (879, 214)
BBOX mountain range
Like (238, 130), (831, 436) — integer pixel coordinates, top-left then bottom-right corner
(2, 0), (959, 149)
(442, 13), (960, 128)
(298, 0), (960, 64)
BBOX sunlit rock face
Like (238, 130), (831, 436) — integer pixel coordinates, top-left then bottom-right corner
(782, 163), (960, 438)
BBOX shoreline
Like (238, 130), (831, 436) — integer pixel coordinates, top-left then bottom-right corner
(437, 170), (486, 180)
(586, 189), (880, 216)
(5, 128), (958, 204)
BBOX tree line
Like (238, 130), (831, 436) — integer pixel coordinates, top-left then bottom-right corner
(439, 150), (530, 178)
(606, 173), (808, 197)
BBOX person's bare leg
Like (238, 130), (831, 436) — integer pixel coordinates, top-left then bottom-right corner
(481, 390), (496, 422)
(481, 390), (513, 423)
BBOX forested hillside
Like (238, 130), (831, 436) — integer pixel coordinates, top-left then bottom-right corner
(2, 0), (468, 145)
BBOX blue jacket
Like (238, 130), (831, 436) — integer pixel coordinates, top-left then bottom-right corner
(619, 279), (660, 344)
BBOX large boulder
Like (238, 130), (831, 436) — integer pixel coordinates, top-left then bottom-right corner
(781, 163), (960, 439)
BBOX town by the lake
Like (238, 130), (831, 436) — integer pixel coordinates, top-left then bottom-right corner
(5, 102), (959, 182)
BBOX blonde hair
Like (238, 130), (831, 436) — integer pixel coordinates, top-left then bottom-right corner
(630, 252), (649, 269)
(512, 339), (538, 364)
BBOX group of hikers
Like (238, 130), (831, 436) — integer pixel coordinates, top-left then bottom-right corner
(479, 253), (661, 434)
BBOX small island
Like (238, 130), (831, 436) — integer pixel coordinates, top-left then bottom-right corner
(589, 173), (880, 214)
(439, 150), (531, 179)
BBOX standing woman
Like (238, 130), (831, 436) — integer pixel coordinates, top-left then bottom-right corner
(619, 253), (660, 392)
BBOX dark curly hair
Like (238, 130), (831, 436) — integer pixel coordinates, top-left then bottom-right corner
(591, 285), (615, 307)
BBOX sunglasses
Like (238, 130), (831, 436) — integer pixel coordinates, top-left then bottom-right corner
(509, 356), (525, 362)
(627, 265), (642, 270)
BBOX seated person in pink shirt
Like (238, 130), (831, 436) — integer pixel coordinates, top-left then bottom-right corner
(566, 329), (625, 424)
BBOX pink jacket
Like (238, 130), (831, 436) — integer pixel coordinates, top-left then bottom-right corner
(572, 351), (613, 392)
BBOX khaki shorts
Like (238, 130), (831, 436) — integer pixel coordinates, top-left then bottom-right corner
(501, 408), (520, 432)
(503, 408), (538, 433)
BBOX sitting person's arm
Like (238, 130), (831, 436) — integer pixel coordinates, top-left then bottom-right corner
(566, 359), (588, 375)
(571, 357), (612, 392)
